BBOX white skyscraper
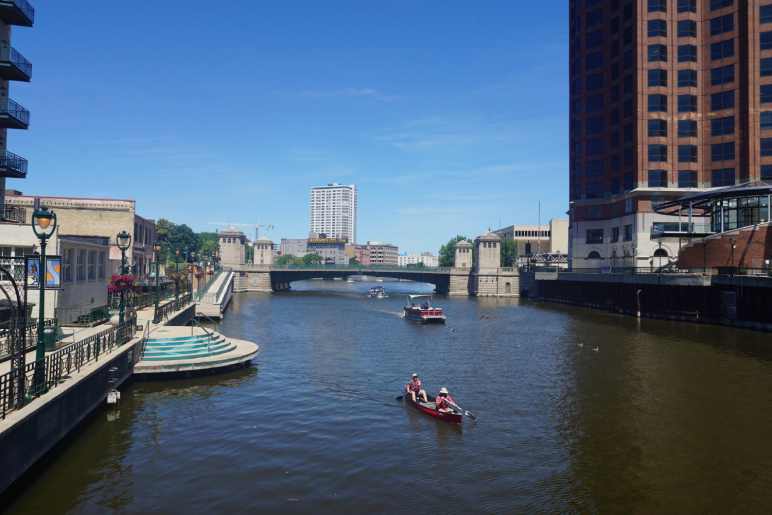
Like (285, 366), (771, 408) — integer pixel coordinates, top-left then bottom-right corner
(309, 183), (357, 243)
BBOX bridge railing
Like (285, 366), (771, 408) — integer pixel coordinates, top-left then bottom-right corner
(271, 264), (453, 273)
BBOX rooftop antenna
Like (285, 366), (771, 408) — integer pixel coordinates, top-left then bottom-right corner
(537, 200), (542, 254)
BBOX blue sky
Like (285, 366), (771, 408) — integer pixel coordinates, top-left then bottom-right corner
(11, 1), (568, 254)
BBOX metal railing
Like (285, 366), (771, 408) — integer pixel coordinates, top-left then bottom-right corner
(200, 270), (231, 305)
(270, 264), (453, 273)
(154, 292), (193, 322)
(1, 204), (25, 223)
(0, 98), (29, 126)
(0, 150), (28, 177)
(0, 313), (138, 419)
(650, 222), (713, 238)
(0, 46), (32, 78)
(0, 318), (56, 362)
(55, 305), (110, 327)
(196, 270), (222, 301)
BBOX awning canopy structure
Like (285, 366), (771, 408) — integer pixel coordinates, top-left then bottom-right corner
(654, 180), (772, 215)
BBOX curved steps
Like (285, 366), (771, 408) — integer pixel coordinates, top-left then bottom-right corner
(141, 331), (237, 361)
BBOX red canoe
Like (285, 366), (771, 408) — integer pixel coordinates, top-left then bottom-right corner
(406, 395), (463, 424)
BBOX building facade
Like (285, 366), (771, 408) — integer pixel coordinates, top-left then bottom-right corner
(253, 239), (274, 266)
(361, 241), (398, 266)
(569, 0), (772, 269)
(309, 183), (357, 243)
(494, 219), (570, 257)
(218, 228), (247, 266)
(0, 1), (32, 220)
(398, 252), (439, 267)
(279, 238), (308, 258)
(307, 237), (348, 265)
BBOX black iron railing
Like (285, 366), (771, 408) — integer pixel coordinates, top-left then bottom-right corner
(0, 318), (56, 361)
(0, 98), (29, 126)
(0, 46), (32, 77)
(1, 204), (26, 223)
(0, 150), (28, 177)
(0, 313), (139, 419)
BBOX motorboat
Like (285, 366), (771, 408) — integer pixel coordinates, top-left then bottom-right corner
(403, 294), (446, 324)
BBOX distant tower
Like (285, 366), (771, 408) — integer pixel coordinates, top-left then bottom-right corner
(474, 231), (501, 271)
(218, 228), (246, 266)
(253, 239), (274, 266)
(454, 240), (473, 268)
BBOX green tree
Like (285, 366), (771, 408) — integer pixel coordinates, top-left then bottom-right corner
(500, 238), (518, 267)
(303, 253), (323, 265)
(438, 235), (469, 267)
(349, 256), (360, 265)
(276, 254), (297, 266)
(197, 232), (219, 256)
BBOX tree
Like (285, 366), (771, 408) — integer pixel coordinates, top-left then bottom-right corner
(500, 238), (518, 267)
(276, 254), (297, 266)
(303, 253), (323, 265)
(349, 256), (360, 265)
(197, 232), (219, 256)
(438, 235), (469, 267)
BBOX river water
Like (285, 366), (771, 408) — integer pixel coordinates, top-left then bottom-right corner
(5, 279), (772, 514)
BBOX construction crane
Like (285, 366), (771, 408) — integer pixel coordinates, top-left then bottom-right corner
(207, 222), (275, 242)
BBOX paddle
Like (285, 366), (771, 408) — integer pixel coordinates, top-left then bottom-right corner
(447, 399), (477, 421)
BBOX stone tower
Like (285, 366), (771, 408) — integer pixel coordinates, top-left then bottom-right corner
(474, 231), (501, 272)
(218, 228), (246, 266)
(253, 239), (274, 266)
(454, 239), (473, 268)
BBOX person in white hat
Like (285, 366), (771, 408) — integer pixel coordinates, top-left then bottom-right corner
(405, 373), (428, 403)
(435, 387), (457, 413)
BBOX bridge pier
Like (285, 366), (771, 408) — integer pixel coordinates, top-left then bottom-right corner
(448, 269), (471, 296)
(233, 269), (272, 293)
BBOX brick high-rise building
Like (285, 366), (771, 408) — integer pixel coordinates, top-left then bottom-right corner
(0, 0), (33, 220)
(569, 0), (772, 268)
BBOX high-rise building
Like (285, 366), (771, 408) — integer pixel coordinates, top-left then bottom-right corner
(569, 0), (772, 269)
(0, 0), (33, 220)
(309, 183), (357, 243)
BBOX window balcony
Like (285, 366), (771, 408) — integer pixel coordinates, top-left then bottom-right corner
(0, 98), (29, 129)
(0, 150), (27, 178)
(0, 0), (34, 27)
(0, 46), (31, 81)
(2, 204), (26, 223)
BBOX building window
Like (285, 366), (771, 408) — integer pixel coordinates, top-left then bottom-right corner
(762, 58), (772, 78)
(648, 169), (668, 187)
(678, 0), (696, 13)
(711, 90), (735, 110)
(586, 51), (604, 70)
(761, 111), (772, 130)
(712, 168), (735, 186)
(710, 39), (734, 60)
(762, 137), (772, 157)
(77, 250), (86, 281)
(679, 145), (698, 162)
(762, 85), (772, 104)
(711, 142), (735, 161)
(98, 251), (106, 279)
(678, 120), (697, 137)
(587, 8), (603, 27)
(711, 0), (733, 9)
(762, 4), (772, 24)
(762, 165), (772, 180)
(649, 144), (668, 162)
(711, 116), (735, 136)
(586, 30), (603, 48)
(762, 31), (772, 50)
(611, 227), (620, 243)
(63, 248), (73, 282)
(586, 229), (604, 244)
(586, 116), (604, 135)
(648, 94), (668, 112)
(648, 0), (666, 12)
(678, 94), (697, 112)
(678, 171), (698, 188)
(624, 224), (633, 241)
(710, 14), (734, 36)
(678, 69), (697, 87)
(648, 19), (667, 37)
(710, 64), (734, 85)
(88, 250), (97, 281)
(678, 44), (697, 62)
(678, 20), (697, 38)
(587, 94), (604, 112)
(648, 44), (667, 62)
(648, 69), (667, 87)
(648, 119), (667, 137)
(586, 73), (603, 90)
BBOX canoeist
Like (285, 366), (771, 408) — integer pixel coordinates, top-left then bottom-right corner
(405, 373), (428, 403)
(435, 387), (456, 413)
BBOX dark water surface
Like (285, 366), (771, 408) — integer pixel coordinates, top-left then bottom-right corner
(5, 280), (772, 514)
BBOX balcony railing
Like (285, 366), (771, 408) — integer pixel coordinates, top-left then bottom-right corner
(0, 150), (28, 179)
(0, 46), (32, 81)
(0, 0), (35, 27)
(650, 222), (713, 239)
(0, 98), (29, 129)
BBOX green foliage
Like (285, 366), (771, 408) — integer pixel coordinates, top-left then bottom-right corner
(276, 254), (301, 266)
(500, 238), (518, 267)
(197, 232), (219, 255)
(349, 256), (360, 265)
(438, 235), (469, 267)
(302, 253), (323, 265)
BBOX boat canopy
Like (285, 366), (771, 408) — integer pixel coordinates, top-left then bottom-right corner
(408, 294), (432, 300)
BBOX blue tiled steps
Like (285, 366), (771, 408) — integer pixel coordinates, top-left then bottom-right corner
(142, 332), (237, 361)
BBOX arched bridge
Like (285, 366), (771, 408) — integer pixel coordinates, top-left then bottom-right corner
(234, 264), (462, 294)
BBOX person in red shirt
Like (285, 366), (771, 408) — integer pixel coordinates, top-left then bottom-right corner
(435, 387), (457, 413)
(405, 373), (428, 403)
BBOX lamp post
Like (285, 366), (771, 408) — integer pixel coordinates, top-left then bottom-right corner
(175, 249), (181, 304)
(116, 230), (131, 328)
(152, 242), (162, 323)
(31, 206), (57, 394)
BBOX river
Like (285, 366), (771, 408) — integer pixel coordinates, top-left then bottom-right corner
(4, 279), (772, 514)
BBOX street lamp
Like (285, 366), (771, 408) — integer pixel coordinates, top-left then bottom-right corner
(31, 206), (57, 394)
(174, 248), (181, 303)
(116, 230), (131, 328)
(152, 242), (162, 323)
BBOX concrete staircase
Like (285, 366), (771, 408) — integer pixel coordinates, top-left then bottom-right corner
(141, 332), (237, 361)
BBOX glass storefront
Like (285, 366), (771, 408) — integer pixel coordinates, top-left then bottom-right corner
(710, 195), (771, 233)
